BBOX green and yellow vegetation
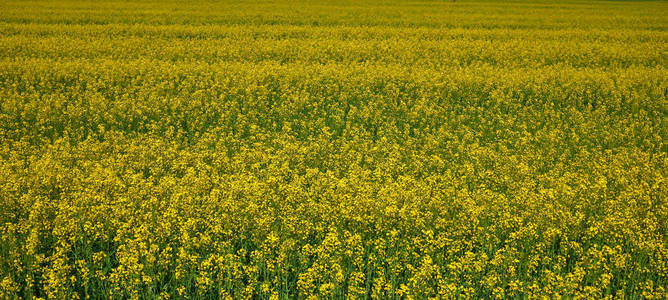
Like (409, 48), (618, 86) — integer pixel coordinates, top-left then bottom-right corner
(1, 0), (667, 298)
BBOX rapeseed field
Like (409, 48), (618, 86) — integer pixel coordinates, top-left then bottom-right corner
(0, 0), (666, 298)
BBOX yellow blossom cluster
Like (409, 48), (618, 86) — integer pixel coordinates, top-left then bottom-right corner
(0, 0), (666, 298)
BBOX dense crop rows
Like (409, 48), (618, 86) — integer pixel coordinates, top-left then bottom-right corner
(1, 0), (667, 298)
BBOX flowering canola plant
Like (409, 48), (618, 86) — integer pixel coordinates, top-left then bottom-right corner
(0, 0), (667, 298)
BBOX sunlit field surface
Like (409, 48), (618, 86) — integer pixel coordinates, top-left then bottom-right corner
(0, 0), (666, 298)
